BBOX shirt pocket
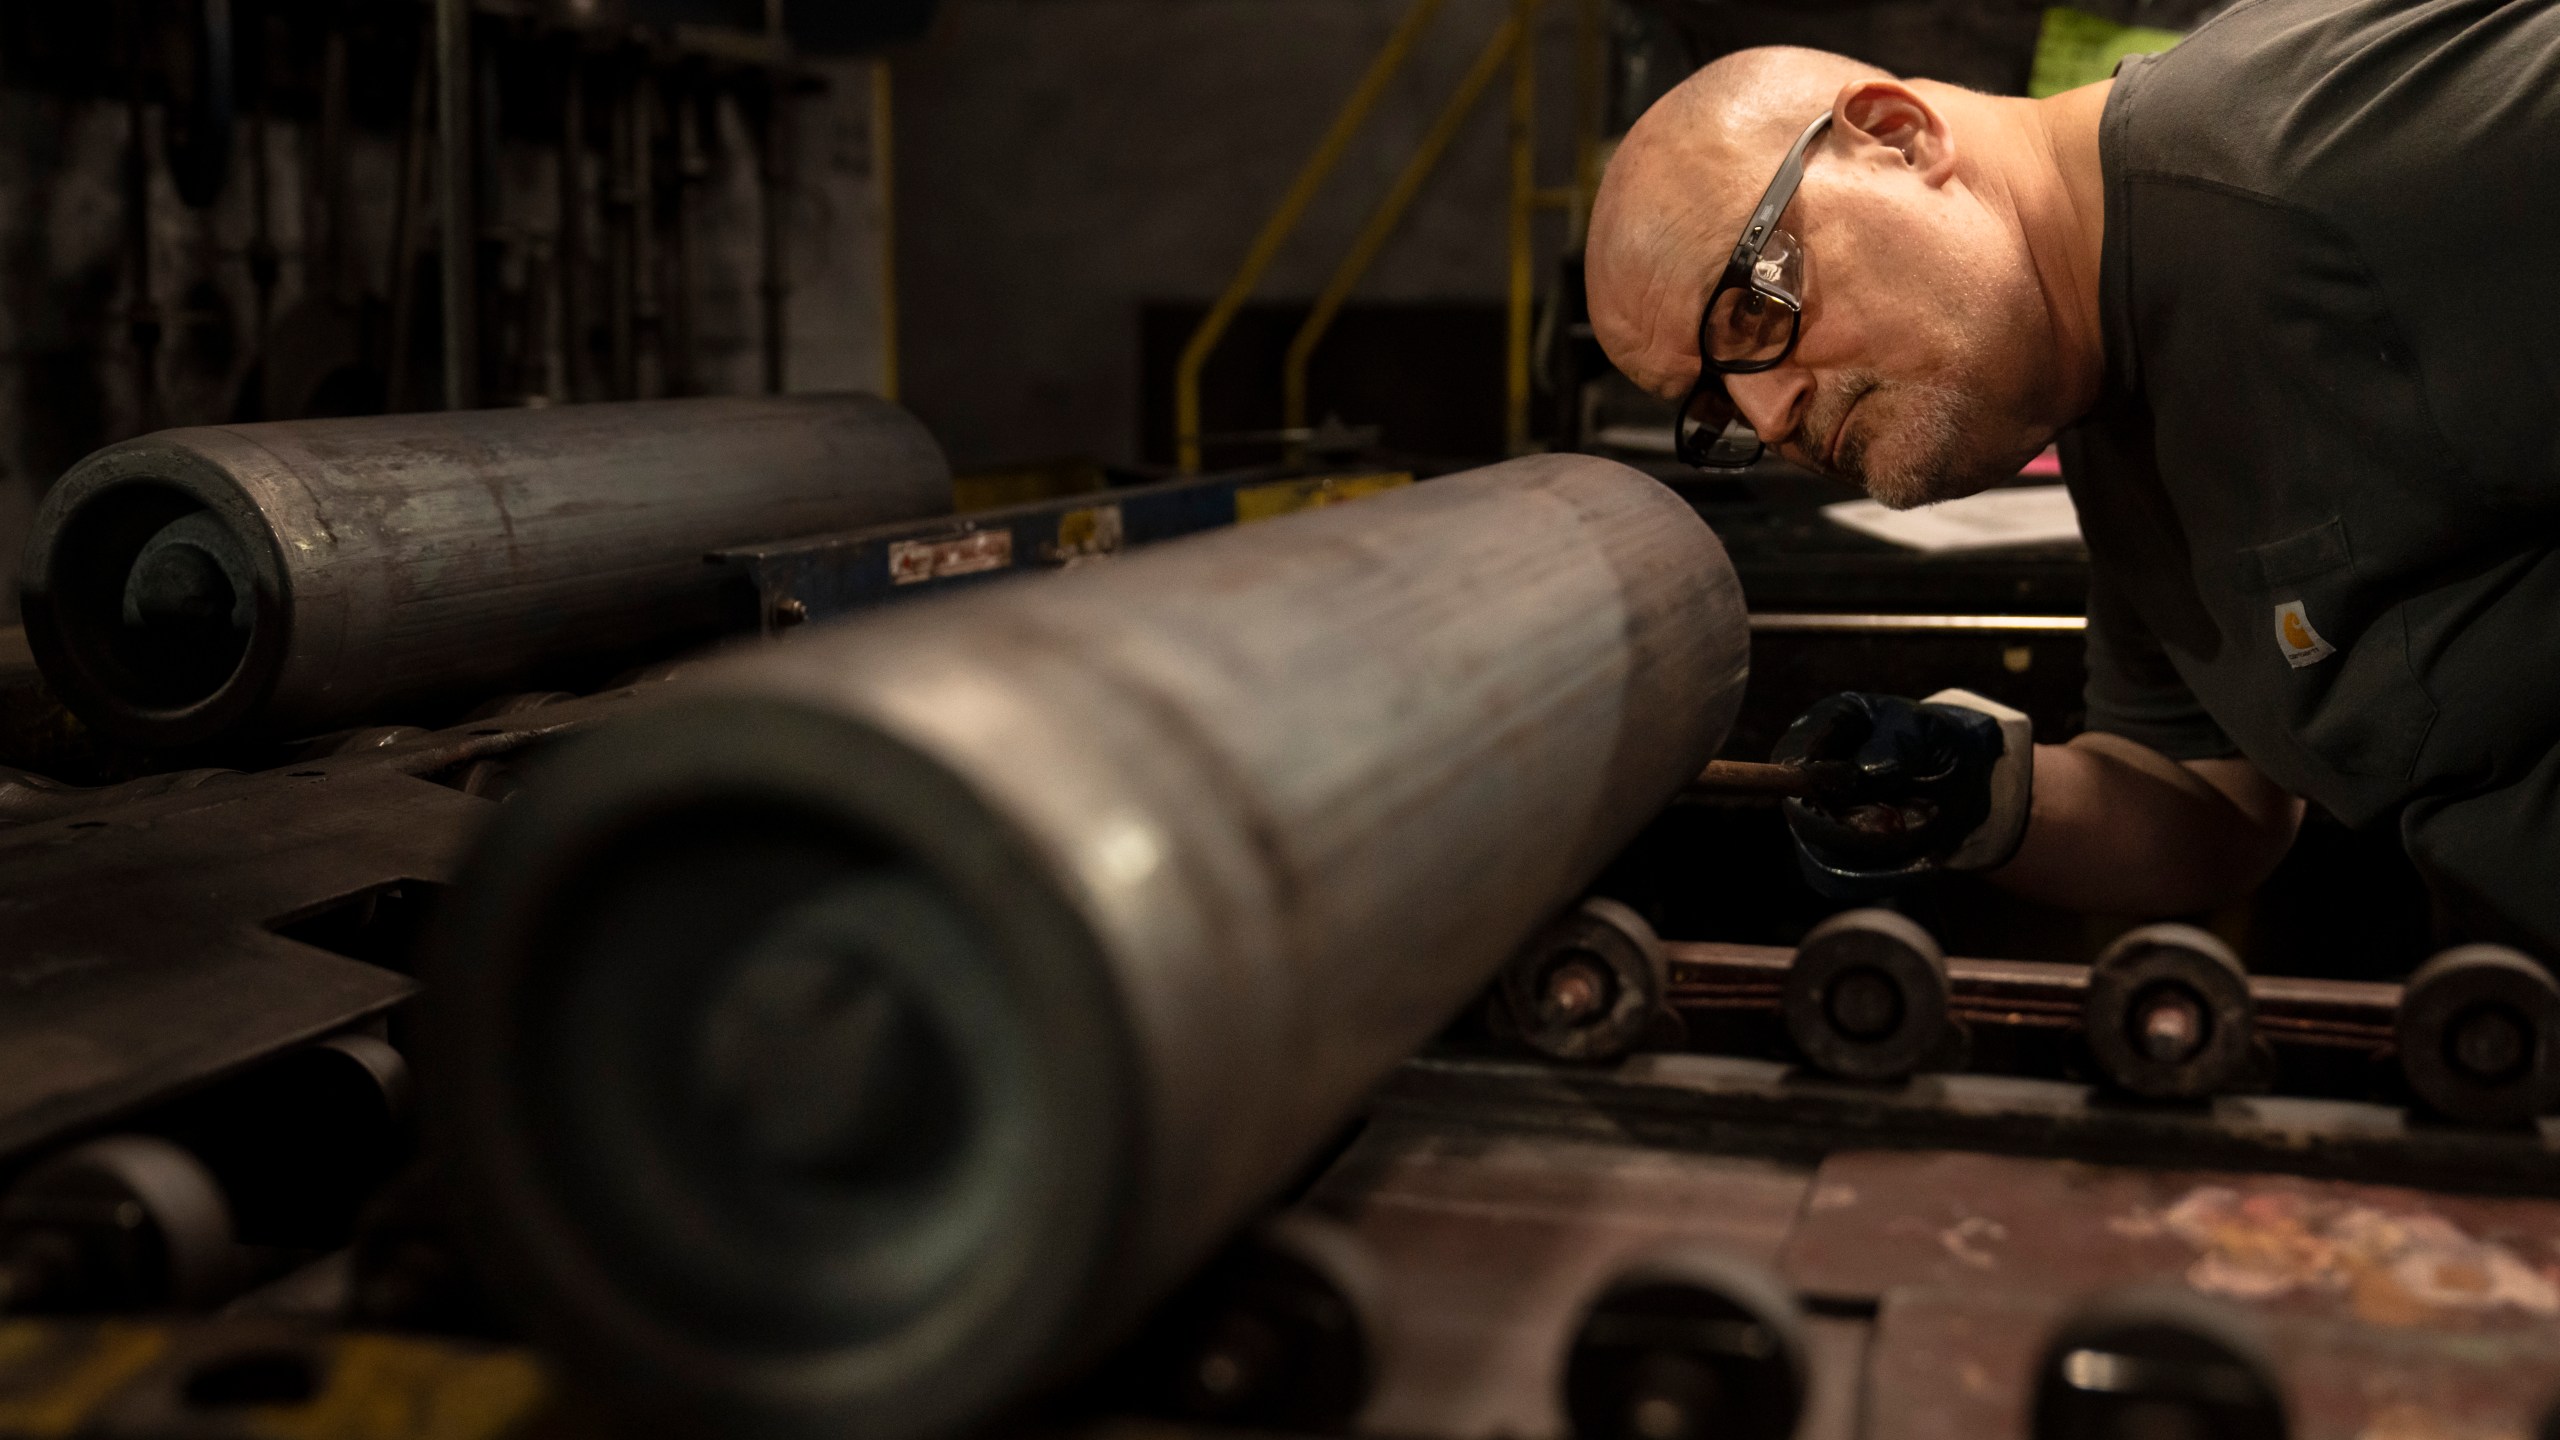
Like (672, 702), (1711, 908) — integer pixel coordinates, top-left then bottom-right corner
(2242, 517), (2438, 788)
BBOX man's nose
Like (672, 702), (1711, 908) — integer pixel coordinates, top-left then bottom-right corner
(1725, 366), (1812, 451)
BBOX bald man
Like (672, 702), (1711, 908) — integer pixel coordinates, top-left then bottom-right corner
(1588, 0), (2560, 954)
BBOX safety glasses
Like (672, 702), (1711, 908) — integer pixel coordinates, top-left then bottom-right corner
(1673, 111), (1833, 469)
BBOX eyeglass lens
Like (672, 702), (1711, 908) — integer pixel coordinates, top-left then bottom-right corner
(1705, 229), (1804, 368)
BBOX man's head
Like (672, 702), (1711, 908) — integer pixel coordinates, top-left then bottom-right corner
(1588, 48), (2073, 507)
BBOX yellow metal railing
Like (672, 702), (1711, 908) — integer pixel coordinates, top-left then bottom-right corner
(1173, 0), (1449, 473)
(1282, 16), (1523, 444)
(1178, 0), (1612, 472)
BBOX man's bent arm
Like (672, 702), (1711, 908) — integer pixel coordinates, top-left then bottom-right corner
(1992, 732), (2304, 915)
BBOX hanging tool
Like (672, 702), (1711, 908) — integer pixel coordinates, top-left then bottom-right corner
(434, 0), (476, 409)
(556, 39), (591, 403)
(164, 0), (235, 208)
(665, 71), (707, 397)
(606, 55), (637, 398)
(385, 13), (435, 412)
(263, 3), (381, 419)
(121, 0), (162, 436)
(629, 63), (660, 397)
(753, 65), (789, 393)
(241, 6), (280, 389)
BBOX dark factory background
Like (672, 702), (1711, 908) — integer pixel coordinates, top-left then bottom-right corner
(0, 0), (2233, 591)
(4, 2), (2552, 1438)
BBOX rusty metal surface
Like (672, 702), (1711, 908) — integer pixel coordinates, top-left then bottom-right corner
(1665, 939), (2402, 1057)
(0, 768), (444, 1164)
(0, 1316), (561, 1439)
(18, 395), (950, 748)
(1865, 1285), (2560, 1440)
(1782, 1149), (2560, 1331)
(0, 683), (650, 1165)
(423, 455), (1755, 1440)
(1378, 1053), (2560, 1192)
(1301, 1120), (1814, 1439)
(1859, 1288), (2048, 1440)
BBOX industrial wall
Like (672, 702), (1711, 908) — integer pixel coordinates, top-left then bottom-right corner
(0, 43), (889, 623)
(894, 0), (1591, 474)
(0, 0), (2227, 615)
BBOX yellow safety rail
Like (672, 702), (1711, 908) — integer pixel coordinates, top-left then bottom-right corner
(1173, 0), (1450, 473)
(1507, 0), (1608, 451)
(1282, 17), (1524, 443)
(1182, 0), (1612, 470)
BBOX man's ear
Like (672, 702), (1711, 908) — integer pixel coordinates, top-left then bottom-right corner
(1832, 79), (1957, 185)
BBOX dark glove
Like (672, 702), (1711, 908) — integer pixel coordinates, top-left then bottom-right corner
(1774, 688), (2033, 898)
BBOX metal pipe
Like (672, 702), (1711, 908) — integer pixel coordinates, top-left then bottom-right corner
(18, 396), (952, 748)
(422, 453), (1750, 1440)
(1747, 613), (2086, 633)
(1174, 0), (1449, 472)
(1689, 758), (1830, 799)
(435, 0), (477, 410)
(1282, 16), (1519, 444)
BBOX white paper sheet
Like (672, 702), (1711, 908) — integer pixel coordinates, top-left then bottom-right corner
(1821, 484), (2083, 553)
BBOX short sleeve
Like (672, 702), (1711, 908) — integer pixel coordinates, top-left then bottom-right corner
(2083, 563), (2241, 761)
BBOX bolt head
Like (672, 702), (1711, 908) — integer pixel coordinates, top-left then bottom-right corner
(1825, 967), (1904, 1042)
(2450, 1004), (2529, 1082)
(1540, 956), (1614, 1026)
(2136, 990), (2206, 1064)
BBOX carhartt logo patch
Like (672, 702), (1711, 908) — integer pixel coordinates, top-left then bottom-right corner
(2273, 600), (2335, 668)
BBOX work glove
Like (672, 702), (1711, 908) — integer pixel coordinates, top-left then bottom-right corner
(1772, 689), (2034, 899)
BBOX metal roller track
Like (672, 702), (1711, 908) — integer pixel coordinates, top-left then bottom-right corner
(1663, 940), (2401, 1056)
(17, 394), (951, 748)
(422, 453), (1752, 1440)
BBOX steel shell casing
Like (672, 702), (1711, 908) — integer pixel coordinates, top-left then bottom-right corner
(424, 453), (1751, 1440)
(18, 394), (950, 746)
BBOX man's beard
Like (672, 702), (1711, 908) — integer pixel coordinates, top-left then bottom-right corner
(1807, 370), (2012, 510)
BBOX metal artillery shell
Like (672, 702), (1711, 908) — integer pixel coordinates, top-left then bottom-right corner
(18, 394), (950, 747)
(422, 453), (1750, 1440)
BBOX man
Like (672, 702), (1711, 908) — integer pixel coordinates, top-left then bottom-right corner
(1584, 0), (2560, 952)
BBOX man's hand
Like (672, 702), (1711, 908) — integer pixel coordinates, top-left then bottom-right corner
(1773, 689), (2034, 897)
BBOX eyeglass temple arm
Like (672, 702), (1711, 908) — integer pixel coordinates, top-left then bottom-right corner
(1733, 111), (1834, 260)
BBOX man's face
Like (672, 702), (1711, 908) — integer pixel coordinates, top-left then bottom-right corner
(1621, 153), (2057, 508)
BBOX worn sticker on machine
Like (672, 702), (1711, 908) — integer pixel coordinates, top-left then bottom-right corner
(889, 530), (1014, 585)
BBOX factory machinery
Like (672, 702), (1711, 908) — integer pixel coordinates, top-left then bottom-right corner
(3, 399), (2560, 1440)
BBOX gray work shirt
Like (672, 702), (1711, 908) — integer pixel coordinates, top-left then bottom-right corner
(2059, 0), (2560, 951)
